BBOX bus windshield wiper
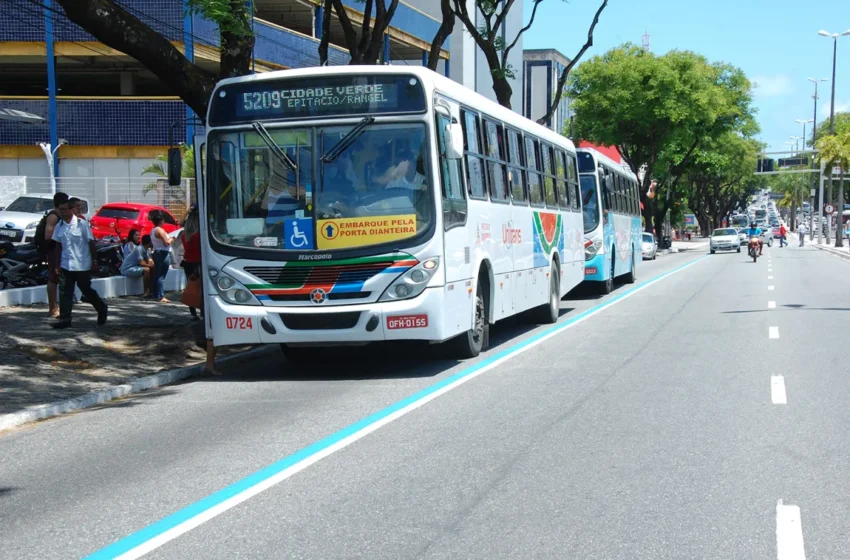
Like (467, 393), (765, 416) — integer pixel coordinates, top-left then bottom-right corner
(321, 116), (375, 163)
(252, 122), (297, 172)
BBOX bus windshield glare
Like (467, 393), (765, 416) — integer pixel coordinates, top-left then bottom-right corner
(207, 122), (434, 252)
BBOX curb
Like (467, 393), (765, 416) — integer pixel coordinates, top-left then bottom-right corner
(0, 345), (278, 432)
(810, 243), (850, 261)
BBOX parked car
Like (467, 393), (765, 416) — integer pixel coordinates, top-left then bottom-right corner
(0, 194), (90, 244)
(641, 232), (657, 260)
(89, 203), (180, 240)
(710, 228), (741, 254)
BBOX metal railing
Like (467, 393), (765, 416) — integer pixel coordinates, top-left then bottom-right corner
(19, 177), (197, 222)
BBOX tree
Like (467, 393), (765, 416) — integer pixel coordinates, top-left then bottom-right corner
(568, 45), (757, 238)
(425, 0), (455, 72)
(811, 111), (850, 145)
(536, 0), (609, 127)
(815, 130), (850, 247)
(56, 0), (254, 117)
(142, 146), (196, 213)
(318, 0), (400, 65)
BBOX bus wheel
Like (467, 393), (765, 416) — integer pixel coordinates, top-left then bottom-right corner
(599, 253), (615, 295)
(623, 252), (636, 284)
(532, 262), (560, 324)
(280, 344), (311, 362)
(448, 279), (487, 359)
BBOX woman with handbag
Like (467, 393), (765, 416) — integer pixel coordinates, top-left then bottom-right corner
(180, 207), (202, 319)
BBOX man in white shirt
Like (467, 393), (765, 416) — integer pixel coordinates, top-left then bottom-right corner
(50, 198), (107, 329)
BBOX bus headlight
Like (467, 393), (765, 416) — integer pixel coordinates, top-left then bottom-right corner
(209, 268), (260, 306)
(585, 239), (603, 260)
(379, 257), (440, 302)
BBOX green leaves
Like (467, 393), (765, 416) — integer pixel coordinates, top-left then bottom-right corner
(185, 0), (253, 36)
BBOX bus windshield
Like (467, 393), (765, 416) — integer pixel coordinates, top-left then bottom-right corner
(207, 123), (433, 252)
(579, 174), (600, 233)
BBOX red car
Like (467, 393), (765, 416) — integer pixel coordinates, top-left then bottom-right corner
(90, 203), (180, 240)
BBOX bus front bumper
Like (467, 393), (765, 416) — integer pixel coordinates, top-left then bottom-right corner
(582, 253), (607, 282)
(208, 287), (454, 347)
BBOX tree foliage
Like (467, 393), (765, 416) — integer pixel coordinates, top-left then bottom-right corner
(815, 128), (850, 246)
(318, 0), (400, 65)
(56, 0), (254, 117)
(811, 111), (850, 145)
(567, 44), (757, 237)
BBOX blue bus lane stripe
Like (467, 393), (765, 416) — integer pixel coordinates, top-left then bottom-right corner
(85, 254), (709, 560)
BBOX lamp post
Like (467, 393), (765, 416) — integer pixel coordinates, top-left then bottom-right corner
(818, 29), (850, 245)
(37, 139), (66, 195)
(807, 78), (828, 240)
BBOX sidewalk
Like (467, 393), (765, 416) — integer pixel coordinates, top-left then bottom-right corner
(0, 293), (263, 429)
(801, 233), (850, 260)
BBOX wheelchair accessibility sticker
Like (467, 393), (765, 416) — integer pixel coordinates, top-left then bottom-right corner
(284, 218), (314, 250)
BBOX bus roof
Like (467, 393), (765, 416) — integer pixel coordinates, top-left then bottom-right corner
(576, 146), (637, 180)
(210, 65), (576, 153)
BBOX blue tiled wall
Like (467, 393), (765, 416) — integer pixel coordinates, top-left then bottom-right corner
(1, 0), (183, 42)
(193, 15), (350, 68)
(0, 99), (185, 145)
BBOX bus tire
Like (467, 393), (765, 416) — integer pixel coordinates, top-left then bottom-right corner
(532, 262), (560, 324)
(599, 252), (615, 295)
(447, 278), (487, 359)
(623, 252), (636, 284)
(280, 344), (311, 362)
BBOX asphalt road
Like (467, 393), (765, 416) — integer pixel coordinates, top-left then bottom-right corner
(2, 241), (849, 560)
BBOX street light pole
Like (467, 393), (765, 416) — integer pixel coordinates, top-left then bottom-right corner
(37, 140), (66, 195)
(808, 78), (828, 241)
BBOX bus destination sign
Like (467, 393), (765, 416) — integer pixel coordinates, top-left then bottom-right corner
(210, 75), (426, 125)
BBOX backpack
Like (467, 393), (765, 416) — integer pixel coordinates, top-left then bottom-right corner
(34, 210), (58, 254)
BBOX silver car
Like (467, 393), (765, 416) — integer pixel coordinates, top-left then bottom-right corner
(641, 232), (657, 260)
(710, 228), (741, 254)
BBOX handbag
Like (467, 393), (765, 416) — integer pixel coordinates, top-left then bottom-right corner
(181, 273), (203, 309)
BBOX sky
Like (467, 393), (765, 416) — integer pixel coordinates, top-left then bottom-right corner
(522, 0), (850, 156)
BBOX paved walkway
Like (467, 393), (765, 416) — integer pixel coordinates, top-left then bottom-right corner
(0, 293), (251, 416)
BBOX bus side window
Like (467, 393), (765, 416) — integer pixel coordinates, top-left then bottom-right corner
(484, 120), (508, 202)
(507, 129), (526, 203)
(555, 150), (569, 210)
(525, 136), (544, 206)
(437, 113), (467, 229)
(461, 110), (487, 199)
(567, 154), (580, 211)
(541, 143), (557, 207)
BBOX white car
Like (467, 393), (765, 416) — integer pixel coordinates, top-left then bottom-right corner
(0, 194), (90, 244)
(641, 232), (657, 260)
(710, 228), (741, 254)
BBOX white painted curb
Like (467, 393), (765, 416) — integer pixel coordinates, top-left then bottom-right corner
(0, 345), (278, 432)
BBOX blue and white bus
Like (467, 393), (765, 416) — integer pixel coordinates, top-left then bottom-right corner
(577, 148), (642, 294)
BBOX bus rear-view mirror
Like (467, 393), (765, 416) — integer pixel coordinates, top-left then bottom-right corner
(446, 123), (464, 160)
(167, 147), (182, 186)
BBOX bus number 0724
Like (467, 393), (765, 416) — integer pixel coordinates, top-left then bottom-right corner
(226, 317), (253, 330)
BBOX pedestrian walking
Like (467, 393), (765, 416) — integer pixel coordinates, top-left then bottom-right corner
(180, 206), (202, 320)
(779, 223), (787, 247)
(150, 210), (173, 303)
(798, 222), (807, 246)
(50, 198), (107, 329)
(33, 192), (67, 318)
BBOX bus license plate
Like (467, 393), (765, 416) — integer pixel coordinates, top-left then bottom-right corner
(585, 267), (597, 275)
(386, 314), (428, 330)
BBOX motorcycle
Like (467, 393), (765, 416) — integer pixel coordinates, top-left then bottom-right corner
(0, 241), (48, 290)
(748, 237), (760, 263)
(92, 235), (124, 278)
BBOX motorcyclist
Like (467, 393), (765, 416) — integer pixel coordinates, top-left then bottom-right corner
(745, 222), (763, 255)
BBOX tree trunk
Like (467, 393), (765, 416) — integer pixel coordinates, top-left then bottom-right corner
(826, 170), (833, 244)
(318, 0), (333, 65)
(56, 0), (219, 117)
(491, 74), (513, 110)
(836, 172), (845, 248)
(640, 193), (654, 233)
(426, 0), (454, 71)
(220, 0), (255, 78)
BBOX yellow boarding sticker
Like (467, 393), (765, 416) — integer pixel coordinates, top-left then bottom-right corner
(317, 214), (417, 250)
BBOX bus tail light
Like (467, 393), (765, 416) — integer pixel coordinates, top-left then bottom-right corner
(379, 257), (440, 302)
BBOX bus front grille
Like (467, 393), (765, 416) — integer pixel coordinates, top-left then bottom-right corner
(266, 292), (371, 302)
(279, 312), (361, 330)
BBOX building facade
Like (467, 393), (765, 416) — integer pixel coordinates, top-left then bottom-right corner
(522, 48), (571, 134)
(0, 0), (451, 188)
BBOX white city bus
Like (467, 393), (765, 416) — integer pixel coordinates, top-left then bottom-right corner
(191, 66), (585, 359)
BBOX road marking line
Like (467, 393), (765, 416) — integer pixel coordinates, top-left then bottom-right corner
(768, 301), (776, 309)
(82, 257), (711, 560)
(776, 500), (806, 560)
(769, 285), (775, 291)
(771, 375), (787, 404)
(768, 275), (774, 279)
(770, 326), (780, 339)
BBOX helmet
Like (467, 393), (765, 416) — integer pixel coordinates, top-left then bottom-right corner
(750, 222), (756, 228)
